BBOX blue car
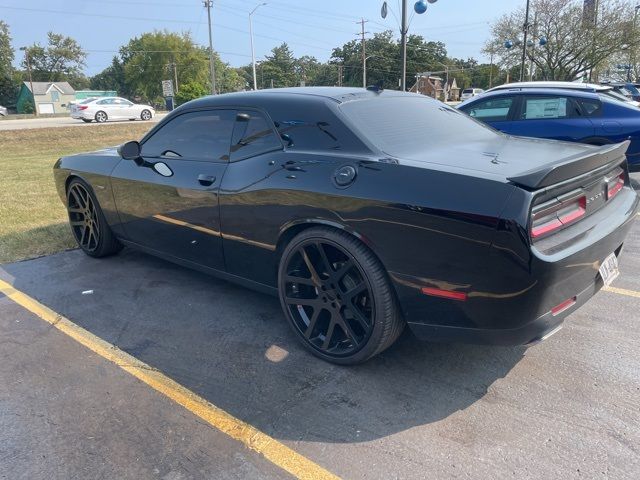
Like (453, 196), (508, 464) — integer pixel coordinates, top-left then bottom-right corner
(458, 87), (640, 170)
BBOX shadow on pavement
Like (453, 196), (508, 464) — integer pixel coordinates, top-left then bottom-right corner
(2, 247), (525, 444)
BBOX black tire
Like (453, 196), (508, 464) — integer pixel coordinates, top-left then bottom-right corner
(81, 118), (92, 123)
(95, 111), (108, 123)
(140, 109), (152, 121)
(278, 227), (404, 365)
(66, 178), (123, 258)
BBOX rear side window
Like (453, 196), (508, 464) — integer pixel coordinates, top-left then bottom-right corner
(142, 110), (235, 161)
(230, 111), (281, 160)
(521, 96), (581, 120)
(578, 98), (602, 117)
(466, 97), (514, 121)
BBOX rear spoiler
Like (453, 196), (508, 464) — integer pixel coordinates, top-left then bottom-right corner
(507, 141), (629, 189)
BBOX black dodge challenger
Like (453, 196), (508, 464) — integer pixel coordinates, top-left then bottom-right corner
(54, 87), (639, 364)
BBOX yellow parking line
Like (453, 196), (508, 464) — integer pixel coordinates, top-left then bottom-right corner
(603, 285), (640, 298)
(0, 278), (340, 480)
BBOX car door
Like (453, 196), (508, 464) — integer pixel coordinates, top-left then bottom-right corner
(118, 98), (138, 118)
(503, 94), (596, 142)
(110, 109), (235, 270)
(462, 95), (518, 133)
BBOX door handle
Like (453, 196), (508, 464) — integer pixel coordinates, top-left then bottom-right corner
(197, 174), (216, 186)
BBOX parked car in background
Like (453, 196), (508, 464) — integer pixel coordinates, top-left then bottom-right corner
(0, 105), (7, 116)
(484, 81), (640, 107)
(54, 87), (638, 364)
(604, 82), (640, 102)
(458, 87), (640, 170)
(460, 88), (484, 101)
(71, 97), (155, 123)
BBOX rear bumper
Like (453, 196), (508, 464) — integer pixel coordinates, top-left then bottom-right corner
(395, 187), (639, 346)
(407, 279), (600, 345)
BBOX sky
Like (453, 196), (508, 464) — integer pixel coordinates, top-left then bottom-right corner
(2, 0), (526, 76)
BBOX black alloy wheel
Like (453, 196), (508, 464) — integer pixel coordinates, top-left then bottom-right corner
(279, 227), (404, 364)
(67, 179), (122, 257)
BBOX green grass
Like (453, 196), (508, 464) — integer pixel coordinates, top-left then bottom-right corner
(0, 123), (153, 264)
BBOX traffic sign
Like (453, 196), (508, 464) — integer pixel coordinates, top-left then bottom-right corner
(162, 80), (174, 97)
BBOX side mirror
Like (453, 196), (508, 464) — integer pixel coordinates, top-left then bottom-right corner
(117, 140), (141, 160)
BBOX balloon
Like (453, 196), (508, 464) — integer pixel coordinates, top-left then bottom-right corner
(504, 40), (514, 49)
(539, 37), (548, 46)
(414, 1), (428, 14)
(381, 1), (388, 19)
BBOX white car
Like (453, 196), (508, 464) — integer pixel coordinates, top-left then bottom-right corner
(486, 81), (640, 107)
(71, 97), (155, 123)
(460, 88), (484, 101)
(0, 105), (7, 116)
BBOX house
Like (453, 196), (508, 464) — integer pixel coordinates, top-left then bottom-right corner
(16, 81), (76, 114)
(410, 73), (461, 102)
(410, 74), (444, 100)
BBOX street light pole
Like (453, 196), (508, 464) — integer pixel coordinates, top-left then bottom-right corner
(249, 3), (267, 90)
(520, 0), (531, 82)
(204, 0), (217, 94)
(20, 47), (37, 116)
(400, 0), (408, 91)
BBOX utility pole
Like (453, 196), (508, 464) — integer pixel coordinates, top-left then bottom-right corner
(520, 0), (531, 82)
(489, 50), (494, 88)
(400, 0), (408, 90)
(20, 47), (37, 116)
(338, 65), (343, 87)
(529, 11), (538, 81)
(249, 3), (267, 90)
(357, 18), (369, 88)
(203, 0), (217, 94)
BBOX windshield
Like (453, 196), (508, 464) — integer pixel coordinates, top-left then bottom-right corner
(624, 84), (640, 96)
(339, 95), (497, 159)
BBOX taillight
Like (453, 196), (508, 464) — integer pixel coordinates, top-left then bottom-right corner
(78, 105), (88, 110)
(531, 191), (586, 240)
(605, 169), (625, 200)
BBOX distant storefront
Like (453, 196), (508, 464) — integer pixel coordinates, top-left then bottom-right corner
(75, 90), (117, 101)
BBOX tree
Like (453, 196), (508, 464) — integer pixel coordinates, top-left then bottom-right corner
(0, 21), (16, 106)
(90, 57), (127, 95)
(119, 30), (243, 103)
(330, 30), (448, 90)
(485, 0), (639, 81)
(258, 43), (298, 88)
(23, 32), (87, 83)
(174, 80), (208, 105)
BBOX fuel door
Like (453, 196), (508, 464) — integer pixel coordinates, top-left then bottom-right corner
(333, 164), (357, 188)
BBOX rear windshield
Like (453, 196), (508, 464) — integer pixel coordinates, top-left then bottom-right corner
(339, 95), (497, 158)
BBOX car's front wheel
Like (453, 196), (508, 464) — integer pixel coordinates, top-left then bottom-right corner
(95, 111), (108, 123)
(278, 227), (404, 364)
(66, 179), (122, 258)
(140, 109), (152, 121)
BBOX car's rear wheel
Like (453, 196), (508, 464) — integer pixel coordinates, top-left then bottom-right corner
(95, 111), (108, 123)
(81, 118), (92, 123)
(67, 179), (122, 258)
(140, 109), (152, 121)
(278, 227), (404, 365)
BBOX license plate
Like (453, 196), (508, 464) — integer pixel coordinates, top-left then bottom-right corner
(598, 253), (620, 287)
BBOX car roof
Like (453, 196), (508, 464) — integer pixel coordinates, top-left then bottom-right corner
(181, 87), (426, 110)
(487, 81), (612, 92)
(464, 87), (600, 101)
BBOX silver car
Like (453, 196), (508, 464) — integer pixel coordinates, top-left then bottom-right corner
(71, 97), (155, 123)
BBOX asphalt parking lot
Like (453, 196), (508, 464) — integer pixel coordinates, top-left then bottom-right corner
(1, 214), (640, 479)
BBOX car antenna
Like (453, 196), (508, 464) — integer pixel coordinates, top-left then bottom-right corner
(366, 80), (384, 94)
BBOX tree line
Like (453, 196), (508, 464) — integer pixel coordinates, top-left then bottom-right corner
(1, 0), (639, 108)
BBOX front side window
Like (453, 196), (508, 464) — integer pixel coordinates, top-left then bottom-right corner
(578, 98), (602, 117)
(522, 96), (580, 120)
(97, 98), (113, 105)
(230, 111), (281, 160)
(465, 97), (515, 121)
(142, 110), (235, 162)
